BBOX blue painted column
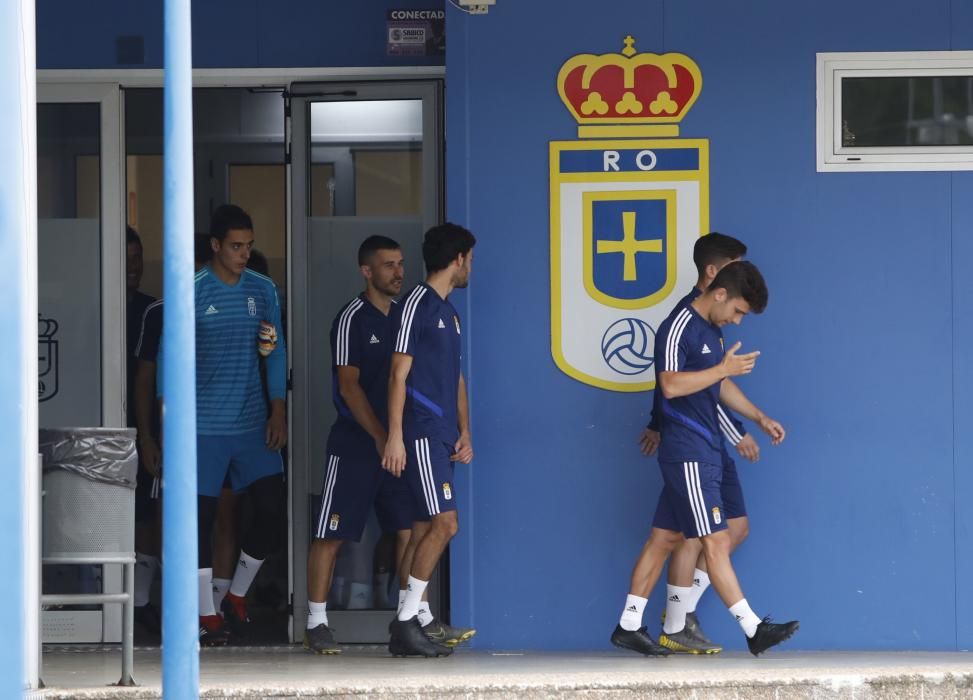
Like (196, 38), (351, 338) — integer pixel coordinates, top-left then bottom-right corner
(162, 0), (198, 696)
(0, 0), (35, 695)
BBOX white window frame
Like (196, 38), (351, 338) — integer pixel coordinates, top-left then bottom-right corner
(816, 51), (973, 172)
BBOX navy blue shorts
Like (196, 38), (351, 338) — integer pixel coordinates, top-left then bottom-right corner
(404, 435), (457, 519)
(652, 460), (728, 538)
(720, 450), (747, 520)
(197, 430), (283, 498)
(134, 463), (161, 522)
(315, 434), (414, 541)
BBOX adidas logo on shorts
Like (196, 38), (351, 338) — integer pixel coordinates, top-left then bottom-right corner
(205, 304), (218, 315)
(702, 343), (711, 354)
(369, 334), (380, 344)
(438, 318), (446, 329)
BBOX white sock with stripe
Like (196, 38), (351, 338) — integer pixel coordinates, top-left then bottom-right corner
(686, 568), (710, 613)
(198, 568), (216, 617)
(307, 601), (328, 629)
(663, 584), (693, 634)
(397, 576), (428, 621)
(729, 598), (761, 638)
(417, 602), (434, 627)
(619, 594), (647, 631)
(212, 577), (231, 614)
(229, 550), (264, 597)
(134, 553), (158, 607)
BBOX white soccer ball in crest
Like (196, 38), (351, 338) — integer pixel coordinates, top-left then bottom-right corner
(601, 318), (655, 375)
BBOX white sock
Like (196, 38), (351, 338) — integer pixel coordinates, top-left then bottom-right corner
(729, 598), (761, 638)
(397, 576), (428, 621)
(619, 594), (647, 631)
(417, 602), (434, 627)
(686, 568), (710, 613)
(307, 600), (328, 629)
(212, 577), (231, 614)
(397, 589), (407, 613)
(229, 550), (264, 598)
(134, 553), (159, 607)
(198, 568), (216, 617)
(663, 585), (693, 634)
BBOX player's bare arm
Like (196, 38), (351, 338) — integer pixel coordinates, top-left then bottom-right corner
(658, 342), (758, 399)
(719, 379), (785, 446)
(266, 398), (287, 450)
(337, 364), (388, 457)
(452, 372), (473, 464)
(134, 359), (161, 477)
(383, 351), (412, 476)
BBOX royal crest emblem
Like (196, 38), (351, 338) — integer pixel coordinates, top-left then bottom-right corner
(550, 36), (709, 392)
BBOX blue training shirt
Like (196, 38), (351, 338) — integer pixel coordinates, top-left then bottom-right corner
(194, 266), (286, 435)
(648, 287), (747, 446)
(329, 294), (395, 443)
(654, 301), (725, 465)
(393, 282), (462, 446)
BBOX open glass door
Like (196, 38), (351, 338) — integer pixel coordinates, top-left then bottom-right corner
(289, 80), (443, 643)
(37, 82), (126, 643)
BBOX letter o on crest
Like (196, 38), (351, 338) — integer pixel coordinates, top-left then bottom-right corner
(635, 150), (658, 171)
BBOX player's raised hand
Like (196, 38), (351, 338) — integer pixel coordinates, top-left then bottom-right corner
(735, 433), (760, 462)
(758, 416), (786, 446)
(383, 437), (407, 477)
(720, 341), (760, 377)
(451, 433), (474, 464)
(638, 427), (660, 457)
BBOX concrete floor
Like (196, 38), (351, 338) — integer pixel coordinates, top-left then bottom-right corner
(31, 645), (973, 699)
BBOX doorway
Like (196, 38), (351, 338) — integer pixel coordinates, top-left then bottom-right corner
(289, 80), (444, 643)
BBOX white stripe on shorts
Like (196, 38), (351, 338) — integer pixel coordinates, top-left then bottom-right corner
(684, 461), (711, 536)
(316, 455), (339, 538)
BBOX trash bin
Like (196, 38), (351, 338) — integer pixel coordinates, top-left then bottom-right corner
(38, 427), (137, 686)
(39, 427), (137, 560)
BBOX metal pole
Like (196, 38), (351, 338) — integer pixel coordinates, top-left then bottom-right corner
(0, 0), (36, 696)
(162, 0), (198, 697)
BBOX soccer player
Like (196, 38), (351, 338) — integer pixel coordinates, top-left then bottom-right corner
(187, 204), (288, 645)
(383, 223), (477, 658)
(640, 234), (784, 654)
(126, 226), (158, 633)
(611, 261), (799, 657)
(304, 235), (414, 655)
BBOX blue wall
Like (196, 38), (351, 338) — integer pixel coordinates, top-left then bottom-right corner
(37, 0), (444, 69)
(447, 0), (973, 651)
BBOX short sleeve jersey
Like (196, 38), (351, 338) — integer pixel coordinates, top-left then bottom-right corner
(393, 283), (462, 445)
(127, 290), (156, 427)
(135, 299), (164, 363)
(654, 301), (725, 464)
(329, 294), (395, 444)
(649, 287), (747, 445)
(194, 266), (287, 435)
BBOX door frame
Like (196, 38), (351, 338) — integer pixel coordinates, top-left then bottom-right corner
(288, 79), (444, 642)
(37, 82), (125, 430)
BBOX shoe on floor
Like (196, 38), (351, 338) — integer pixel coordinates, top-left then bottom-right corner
(610, 625), (671, 657)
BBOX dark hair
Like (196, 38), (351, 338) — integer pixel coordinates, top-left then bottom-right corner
(693, 232), (746, 276)
(422, 223), (476, 274)
(209, 204), (253, 242)
(194, 233), (212, 266)
(247, 249), (270, 276)
(709, 260), (768, 313)
(126, 226), (142, 249)
(358, 235), (401, 266)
